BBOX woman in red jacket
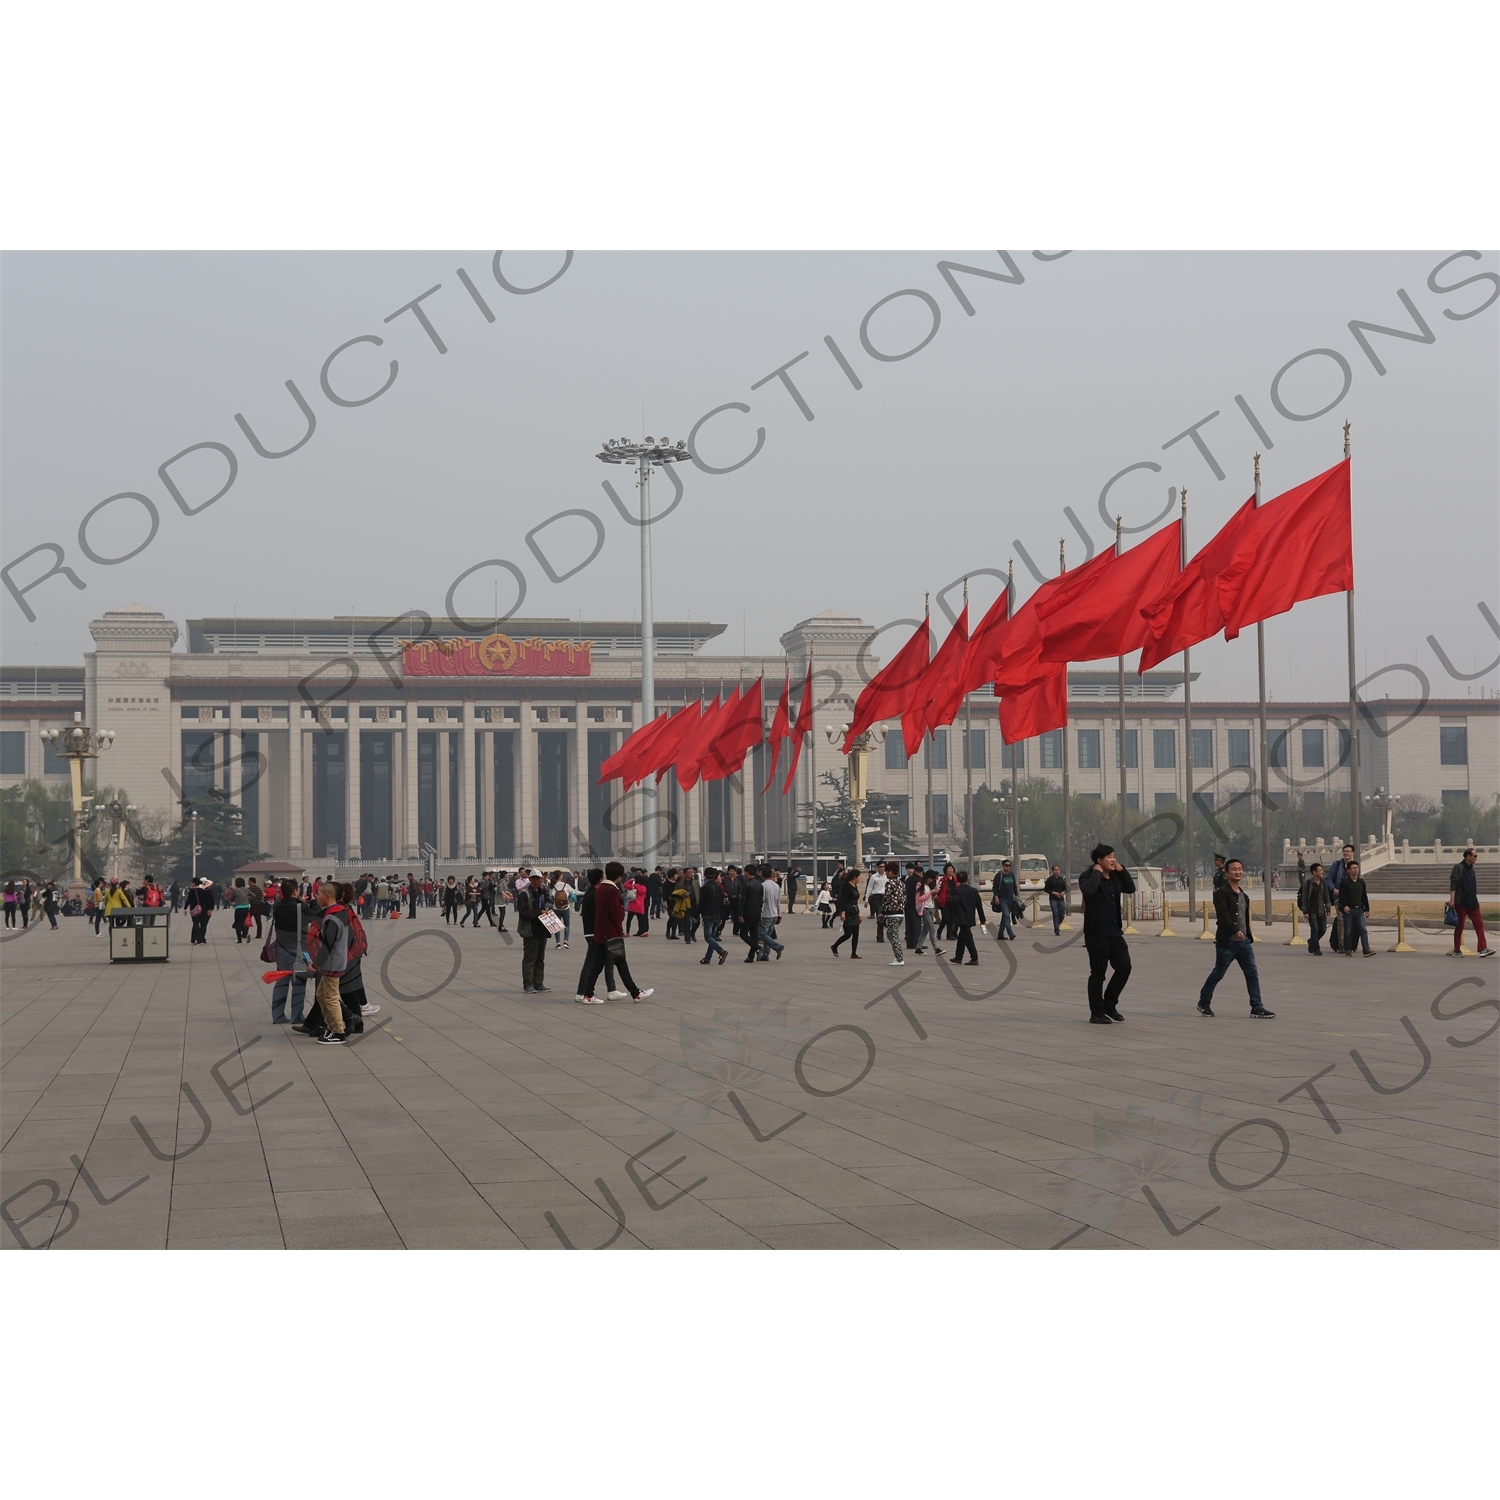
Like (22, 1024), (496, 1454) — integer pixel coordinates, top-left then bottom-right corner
(576, 862), (654, 1005)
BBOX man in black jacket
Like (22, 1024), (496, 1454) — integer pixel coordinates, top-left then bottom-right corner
(515, 871), (552, 993)
(1043, 865), (1068, 935)
(948, 871), (984, 964)
(1078, 843), (1135, 1024)
(698, 869), (728, 965)
(1337, 861), (1374, 957)
(993, 861), (1021, 940)
(1299, 861), (1331, 955)
(738, 871), (764, 962)
(1198, 857), (1275, 1017)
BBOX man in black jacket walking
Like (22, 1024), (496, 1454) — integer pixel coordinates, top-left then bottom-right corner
(738, 871), (764, 962)
(1447, 847), (1493, 956)
(1198, 857), (1275, 1017)
(1078, 843), (1135, 1024)
(948, 871), (983, 964)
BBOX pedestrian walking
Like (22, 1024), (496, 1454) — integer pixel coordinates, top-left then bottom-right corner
(1299, 862), (1331, 955)
(815, 880), (834, 928)
(739, 866), (765, 962)
(1337, 861), (1374, 957)
(441, 875), (461, 924)
(575, 862), (653, 1004)
(230, 878), (253, 943)
(992, 859), (1021, 940)
(516, 871), (553, 993)
(3, 882), (17, 928)
(1043, 865), (1068, 935)
(1447, 847), (1494, 956)
(187, 878), (214, 943)
(1079, 843), (1135, 1025)
(913, 871), (944, 957)
(698, 868), (729, 965)
(949, 871), (983, 964)
(575, 869), (624, 998)
(830, 869), (863, 958)
(42, 881), (60, 929)
(882, 861), (906, 965)
(759, 864), (785, 960)
(1197, 857), (1276, 1017)
(1325, 843), (1356, 952)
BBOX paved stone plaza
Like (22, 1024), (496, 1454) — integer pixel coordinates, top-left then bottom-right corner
(3, 910), (1495, 1251)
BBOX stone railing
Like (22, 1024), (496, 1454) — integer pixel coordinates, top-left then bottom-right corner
(1283, 836), (1497, 875)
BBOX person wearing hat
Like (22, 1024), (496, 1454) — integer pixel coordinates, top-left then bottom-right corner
(515, 870), (553, 993)
(1211, 854), (1228, 892)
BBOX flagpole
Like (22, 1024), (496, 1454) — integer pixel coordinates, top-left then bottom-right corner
(1255, 453), (1274, 924)
(1116, 517), (1127, 844)
(809, 641), (818, 888)
(1345, 421), (1360, 857)
(963, 578), (973, 871)
(1059, 539), (1070, 882)
(924, 592), (934, 869)
(1180, 489), (1196, 919)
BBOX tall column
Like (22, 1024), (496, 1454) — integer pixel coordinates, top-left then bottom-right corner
(403, 713), (419, 859)
(518, 699), (536, 859)
(477, 728), (492, 861)
(346, 712), (362, 864)
(287, 700), (304, 864)
(572, 701), (590, 861)
(435, 729), (451, 859)
(227, 701), (243, 808)
(461, 699), (478, 859)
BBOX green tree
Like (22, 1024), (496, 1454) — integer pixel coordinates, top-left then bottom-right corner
(0, 779), (126, 884)
(804, 770), (917, 860)
(152, 786), (266, 886)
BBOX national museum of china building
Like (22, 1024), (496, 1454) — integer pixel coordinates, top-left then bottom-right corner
(2, 604), (1493, 871)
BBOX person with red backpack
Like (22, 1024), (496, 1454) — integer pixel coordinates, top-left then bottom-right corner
(292, 882), (361, 1044)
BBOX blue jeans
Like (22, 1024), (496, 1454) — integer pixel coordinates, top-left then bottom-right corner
(1342, 910), (1371, 953)
(758, 916), (783, 958)
(270, 943), (308, 1022)
(1306, 910), (1327, 953)
(1049, 896), (1065, 935)
(1200, 939), (1263, 1010)
(702, 918), (726, 956)
(998, 904), (1015, 939)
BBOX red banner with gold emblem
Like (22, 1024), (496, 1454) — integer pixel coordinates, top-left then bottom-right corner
(400, 634), (592, 677)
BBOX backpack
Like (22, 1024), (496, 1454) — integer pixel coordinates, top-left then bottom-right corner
(346, 910), (369, 961)
(144, 886), (162, 907)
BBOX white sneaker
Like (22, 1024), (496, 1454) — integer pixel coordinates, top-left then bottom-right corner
(574, 994), (588, 1003)
(360, 1003), (380, 1015)
(606, 989), (627, 999)
(634, 988), (654, 1002)
(586, 996), (607, 1004)
(889, 959), (905, 966)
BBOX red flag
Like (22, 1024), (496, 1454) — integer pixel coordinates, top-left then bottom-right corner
(1037, 523), (1181, 664)
(648, 702), (705, 785)
(960, 586), (1013, 693)
(1137, 497), (1256, 672)
(780, 659), (815, 795)
(598, 707), (675, 786)
(675, 695), (726, 792)
(761, 674), (791, 793)
(1217, 459), (1353, 639)
(902, 605), (969, 758)
(702, 677), (764, 781)
(998, 665), (1067, 742)
(970, 569), (1083, 696)
(844, 616), (930, 754)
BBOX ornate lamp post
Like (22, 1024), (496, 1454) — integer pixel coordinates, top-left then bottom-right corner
(1364, 786), (1400, 850)
(596, 435), (690, 858)
(40, 712), (115, 893)
(825, 723), (888, 870)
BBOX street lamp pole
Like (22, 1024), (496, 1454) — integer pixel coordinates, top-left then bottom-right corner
(191, 810), (200, 881)
(827, 723), (888, 871)
(596, 435), (690, 863)
(39, 713), (115, 895)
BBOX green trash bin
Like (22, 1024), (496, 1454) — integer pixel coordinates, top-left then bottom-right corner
(109, 907), (171, 962)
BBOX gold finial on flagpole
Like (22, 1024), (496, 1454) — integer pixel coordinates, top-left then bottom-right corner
(1254, 451), (1261, 482)
(1343, 420), (1351, 458)
(1115, 513), (1122, 554)
(1059, 538), (1066, 574)
(963, 575), (968, 603)
(1181, 486), (1187, 518)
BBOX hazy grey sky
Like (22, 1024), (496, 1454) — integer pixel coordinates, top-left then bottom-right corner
(2, 250), (1495, 703)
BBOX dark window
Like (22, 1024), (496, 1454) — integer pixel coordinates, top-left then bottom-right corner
(1440, 726), (1468, 765)
(586, 730), (613, 858)
(1115, 729), (1137, 769)
(1153, 729), (1176, 768)
(240, 731), (262, 851)
(963, 729), (986, 769)
(1079, 792), (1101, 802)
(537, 730), (570, 858)
(708, 777), (733, 855)
(0, 731), (25, 774)
(311, 732), (346, 863)
(1191, 728), (1213, 768)
(885, 734), (909, 770)
(1002, 738), (1024, 770)
(181, 730), (216, 807)
(1155, 792), (1177, 810)
(360, 731), (393, 861)
(1227, 729), (1251, 767)
(1125, 791), (1139, 811)
(1192, 791), (1215, 817)
(417, 732), (437, 853)
(1077, 729), (1101, 769)
(925, 729), (948, 771)
(493, 732), (516, 858)
(448, 733), (460, 859)
(1039, 730), (1063, 769)
(1269, 730), (1288, 768)
(42, 737), (69, 775)
(930, 793), (949, 834)
(1301, 728), (1324, 767)
(1442, 789), (1469, 806)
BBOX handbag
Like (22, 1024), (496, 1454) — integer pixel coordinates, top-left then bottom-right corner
(606, 936), (627, 960)
(1444, 905), (1459, 928)
(259, 931), (278, 963)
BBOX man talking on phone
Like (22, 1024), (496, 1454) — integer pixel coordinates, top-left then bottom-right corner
(1078, 842), (1136, 1025)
